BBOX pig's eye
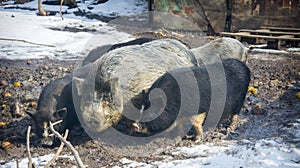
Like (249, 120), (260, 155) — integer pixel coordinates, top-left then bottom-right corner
(102, 94), (110, 101)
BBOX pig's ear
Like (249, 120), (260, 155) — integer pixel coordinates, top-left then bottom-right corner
(53, 108), (67, 119)
(72, 77), (85, 97)
(109, 78), (123, 112)
(26, 110), (37, 118)
(109, 78), (118, 92)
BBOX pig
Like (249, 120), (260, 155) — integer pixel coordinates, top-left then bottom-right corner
(27, 38), (155, 145)
(26, 74), (78, 146)
(81, 37), (154, 66)
(75, 38), (197, 134)
(191, 37), (248, 66)
(134, 58), (250, 141)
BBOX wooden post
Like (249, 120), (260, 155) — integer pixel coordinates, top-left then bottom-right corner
(267, 39), (280, 49)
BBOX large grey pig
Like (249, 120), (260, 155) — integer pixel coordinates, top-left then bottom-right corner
(81, 37), (154, 66)
(74, 38), (197, 134)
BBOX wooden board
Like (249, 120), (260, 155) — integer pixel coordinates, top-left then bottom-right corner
(239, 29), (300, 36)
(260, 27), (300, 32)
(220, 32), (300, 41)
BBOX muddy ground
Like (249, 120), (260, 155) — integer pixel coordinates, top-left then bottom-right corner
(0, 37), (299, 167)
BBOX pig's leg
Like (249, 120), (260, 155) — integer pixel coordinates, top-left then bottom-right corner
(228, 114), (239, 132)
(191, 112), (206, 142)
(227, 114), (240, 138)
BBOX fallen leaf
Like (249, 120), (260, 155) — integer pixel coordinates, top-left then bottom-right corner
(296, 92), (300, 99)
(4, 93), (12, 97)
(0, 122), (7, 129)
(1, 104), (7, 109)
(30, 101), (37, 107)
(248, 86), (258, 95)
(1, 141), (11, 149)
(13, 82), (21, 87)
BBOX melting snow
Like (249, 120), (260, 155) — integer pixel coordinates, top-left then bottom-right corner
(1, 154), (75, 168)
(118, 138), (300, 168)
(0, 10), (134, 60)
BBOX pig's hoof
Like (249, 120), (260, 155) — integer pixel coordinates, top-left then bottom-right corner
(195, 134), (204, 142)
(227, 130), (239, 139)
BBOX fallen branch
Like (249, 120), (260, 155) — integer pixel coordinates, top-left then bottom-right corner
(45, 129), (69, 168)
(49, 121), (85, 168)
(16, 159), (19, 168)
(47, 120), (63, 137)
(52, 120), (63, 126)
(0, 37), (55, 47)
(38, 0), (47, 16)
(26, 126), (37, 168)
(60, 0), (64, 20)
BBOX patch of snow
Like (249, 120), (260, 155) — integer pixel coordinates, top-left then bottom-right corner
(0, 11), (132, 60)
(287, 48), (300, 52)
(87, 0), (147, 17)
(249, 47), (300, 57)
(0, 0), (148, 20)
(251, 48), (289, 55)
(1, 154), (75, 168)
(118, 138), (300, 168)
(247, 44), (268, 49)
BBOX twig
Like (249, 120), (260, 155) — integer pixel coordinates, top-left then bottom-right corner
(26, 126), (37, 168)
(60, 0), (64, 20)
(16, 159), (19, 168)
(27, 126), (32, 168)
(45, 129), (69, 168)
(38, 0), (47, 16)
(52, 120), (63, 126)
(49, 121), (85, 168)
(0, 37), (55, 47)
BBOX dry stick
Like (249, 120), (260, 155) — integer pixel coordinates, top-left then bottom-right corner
(49, 121), (85, 168)
(26, 126), (37, 168)
(45, 129), (69, 168)
(16, 159), (19, 168)
(38, 0), (47, 16)
(60, 0), (64, 20)
(0, 37), (55, 47)
(52, 120), (63, 126)
(26, 126), (32, 168)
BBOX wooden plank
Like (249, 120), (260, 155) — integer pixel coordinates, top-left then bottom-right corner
(239, 29), (300, 36)
(239, 29), (270, 32)
(277, 35), (294, 38)
(220, 32), (300, 41)
(260, 26), (300, 32)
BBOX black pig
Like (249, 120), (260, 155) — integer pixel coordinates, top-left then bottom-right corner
(135, 58), (250, 141)
(27, 74), (78, 145)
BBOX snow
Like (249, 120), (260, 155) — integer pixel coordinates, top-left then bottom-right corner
(1, 154), (75, 168)
(1, 0), (147, 18)
(249, 47), (300, 57)
(2, 138), (299, 168)
(0, 11), (132, 60)
(250, 48), (290, 55)
(118, 138), (300, 168)
(87, 0), (147, 17)
(287, 48), (300, 52)
(0, 0), (146, 60)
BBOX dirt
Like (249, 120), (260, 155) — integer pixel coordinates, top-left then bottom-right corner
(0, 37), (300, 167)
